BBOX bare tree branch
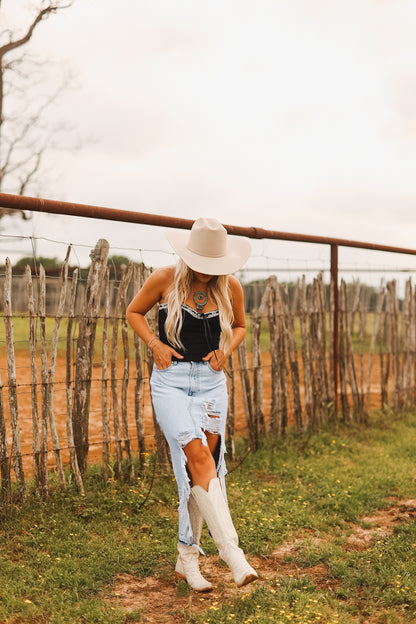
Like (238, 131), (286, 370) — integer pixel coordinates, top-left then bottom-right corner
(0, 207), (29, 220)
(0, 1), (77, 222)
(0, 2), (74, 59)
(18, 151), (42, 195)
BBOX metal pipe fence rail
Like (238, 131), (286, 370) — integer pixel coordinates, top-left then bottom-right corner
(1, 192), (416, 500)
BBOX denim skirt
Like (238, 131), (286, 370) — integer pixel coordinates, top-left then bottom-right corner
(150, 360), (228, 546)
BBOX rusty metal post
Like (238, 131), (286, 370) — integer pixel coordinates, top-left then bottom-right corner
(331, 244), (339, 411)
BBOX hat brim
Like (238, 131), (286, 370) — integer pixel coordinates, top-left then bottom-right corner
(166, 229), (251, 275)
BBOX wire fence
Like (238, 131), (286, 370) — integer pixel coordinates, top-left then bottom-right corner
(1, 240), (416, 504)
(2, 193), (416, 502)
(3, 230), (416, 286)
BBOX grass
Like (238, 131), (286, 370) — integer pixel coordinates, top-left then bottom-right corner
(1, 412), (416, 623)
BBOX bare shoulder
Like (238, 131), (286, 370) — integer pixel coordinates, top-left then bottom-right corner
(228, 275), (245, 324)
(228, 274), (244, 298)
(128, 265), (175, 313)
(143, 266), (174, 296)
(149, 265), (175, 285)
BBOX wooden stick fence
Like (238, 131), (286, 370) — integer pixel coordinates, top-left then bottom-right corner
(1, 242), (416, 501)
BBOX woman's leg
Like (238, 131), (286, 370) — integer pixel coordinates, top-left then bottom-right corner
(184, 433), (257, 588)
(175, 493), (213, 592)
(184, 432), (219, 490)
(191, 478), (258, 587)
(150, 363), (228, 589)
(173, 433), (219, 591)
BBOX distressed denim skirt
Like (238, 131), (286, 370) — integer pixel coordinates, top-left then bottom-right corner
(150, 360), (228, 546)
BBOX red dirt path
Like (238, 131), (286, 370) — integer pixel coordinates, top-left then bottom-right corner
(104, 499), (416, 623)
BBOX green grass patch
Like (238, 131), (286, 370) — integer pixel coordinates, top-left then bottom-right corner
(1, 412), (416, 623)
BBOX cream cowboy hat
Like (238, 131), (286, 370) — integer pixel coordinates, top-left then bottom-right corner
(166, 217), (251, 275)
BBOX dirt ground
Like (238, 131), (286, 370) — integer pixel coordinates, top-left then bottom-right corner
(2, 350), (384, 479)
(105, 499), (416, 623)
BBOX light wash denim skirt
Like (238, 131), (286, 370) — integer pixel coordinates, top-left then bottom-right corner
(150, 360), (228, 546)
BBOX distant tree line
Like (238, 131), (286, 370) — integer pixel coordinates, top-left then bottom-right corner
(0, 255), (132, 280)
(1, 256), (385, 312)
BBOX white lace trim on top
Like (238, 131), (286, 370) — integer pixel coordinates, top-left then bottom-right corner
(159, 302), (219, 319)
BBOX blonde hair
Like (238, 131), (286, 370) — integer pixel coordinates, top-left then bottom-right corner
(165, 259), (234, 354)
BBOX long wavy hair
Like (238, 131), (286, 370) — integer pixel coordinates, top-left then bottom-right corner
(164, 259), (234, 354)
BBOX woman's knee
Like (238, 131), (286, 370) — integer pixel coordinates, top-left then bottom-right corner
(184, 439), (215, 473)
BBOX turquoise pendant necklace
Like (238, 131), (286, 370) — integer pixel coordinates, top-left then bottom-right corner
(193, 291), (208, 312)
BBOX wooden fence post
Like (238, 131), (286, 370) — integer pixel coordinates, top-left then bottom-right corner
(283, 283), (303, 430)
(365, 285), (385, 414)
(380, 282), (392, 409)
(4, 258), (26, 500)
(0, 374), (10, 501)
(110, 278), (124, 478)
(65, 268), (85, 494)
(101, 267), (111, 479)
(276, 281), (288, 436)
(226, 351), (236, 460)
(265, 279), (278, 433)
(73, 239), (109, 476)
(110, 263), (134, 478)
(237, 339), (257, 449)
(388, 281), (401, 411)
(330, 244), (339, 414)
(132, 263), (146, 467)
(120, 263), (134, 478)
(413, 286), (416, 406)
(26, 265), (42, 493)
(266, 276), (288, 436)
(316, 275), (331, 420)
(47, 251), (71, 490)
(402, 278), (415, 407)
(38, 266), (49, 495)
(341, 280), (362, 422)
(358, 287), (370, 423)
(299, 276), (313, 429)
(251, 309), (266, 440)
(338, 281), (350, 421)
(308, 283), (322, 427)
(328, 278), (335, 405)
(308, 280), (317, 426)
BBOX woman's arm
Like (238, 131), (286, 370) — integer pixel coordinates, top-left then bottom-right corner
(126, 266), (183, 368)
(203, 275), (246, 370)
(227, 274), (247, 353)
(126, 267), (168, 344)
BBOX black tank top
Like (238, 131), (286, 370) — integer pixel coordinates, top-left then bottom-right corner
(158, 303), (221, 361)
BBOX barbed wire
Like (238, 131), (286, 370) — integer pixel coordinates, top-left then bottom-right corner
(2, 232), (416, 279)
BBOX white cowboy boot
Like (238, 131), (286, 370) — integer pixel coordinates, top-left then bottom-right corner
(175, 495), (213, 592)
(191, 478), (258, 587)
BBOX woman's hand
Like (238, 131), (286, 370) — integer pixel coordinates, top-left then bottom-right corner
(151, 340), (183, 369)
(202, 349), (227, 371)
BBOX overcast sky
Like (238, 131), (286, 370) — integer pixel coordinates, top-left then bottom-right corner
(2, 0), (416, 283)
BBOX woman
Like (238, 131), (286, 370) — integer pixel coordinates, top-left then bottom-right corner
(126, 217), (258, 591)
